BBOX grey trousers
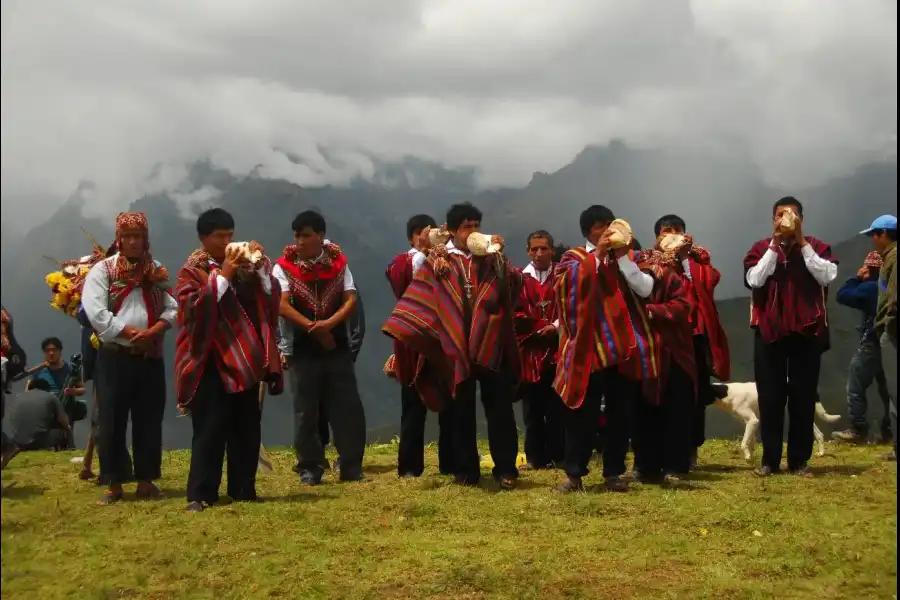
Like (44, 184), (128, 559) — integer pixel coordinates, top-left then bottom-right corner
(290, 350), (366, 476)
(846, 339), (892, 436)
(881, 334), (898, 451)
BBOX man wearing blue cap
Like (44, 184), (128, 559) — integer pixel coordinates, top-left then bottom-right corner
(861, 215), (897, 461)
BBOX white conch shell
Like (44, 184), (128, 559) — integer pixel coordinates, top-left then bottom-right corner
(466, 232), (502, 256)
(659, 233), (687, 253)
(226, 241), (262, 265)
(424, 225), (451, 248)
(607, 219), (633, 249)
(777, 209), (798, 234)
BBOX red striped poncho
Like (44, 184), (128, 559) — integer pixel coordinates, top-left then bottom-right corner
(384, 251), (418, 386)
(744, 237), (837, 348)
(514, 265), (559, 384)
(639, 259), (697, 404)
(174, 251), (282, 411)
(552, 248), (657, 409)
(683, 250), (731, 381)
(382, 251), (522, 410)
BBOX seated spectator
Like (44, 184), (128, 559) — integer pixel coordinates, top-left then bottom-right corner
(10, 378), (72, 451)
(27, 337), (87, 431)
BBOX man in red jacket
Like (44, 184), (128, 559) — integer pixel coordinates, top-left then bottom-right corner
(744, 197), (839, 477)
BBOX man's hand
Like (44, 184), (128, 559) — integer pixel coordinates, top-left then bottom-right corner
(130, 328), (161, 351)
(594, 230), (613, 259)
(248, 240), (265, 256)
(120, 325), (140, 340)
(537, 324), (557, 337)
(771, 218), (784, 247)
(308, 319), (335, 334)
(794, 221), (807, 247)
(220, 244), (246, 281)
(491, 235), (505, 253)
(280, 353), (289, 370)
(678, 235), (693, 260)
(858, 267), (870, 280)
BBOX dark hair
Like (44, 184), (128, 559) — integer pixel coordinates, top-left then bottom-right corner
(654, 214), (687, 237)
(196, 208), (235, 237)
(773, 196), (804, 217)
(29, 378), (51, 392)
(875, 229), (899, 242)
(446, 203), (482, 231)
(41, 337), (62, 351)
(406, 214), (437, 240)
(526, 230), (554, 249)
(552, 243), (569, 262)
(579, 205), (616, 238)
(292, 210), (327, 234)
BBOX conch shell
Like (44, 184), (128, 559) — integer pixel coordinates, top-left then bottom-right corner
(466, 232), (502, 256)
(776, 209), (798, 235)
(423, 225), (451, 248)
(607, 219), (633, 249)
(226, 241), (263, 265)
(658, 233), (687, 253)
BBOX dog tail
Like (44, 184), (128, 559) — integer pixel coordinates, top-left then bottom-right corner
(815, 402), (841, 424)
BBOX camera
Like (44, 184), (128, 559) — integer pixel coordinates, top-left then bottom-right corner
(70, 353), (83, 373)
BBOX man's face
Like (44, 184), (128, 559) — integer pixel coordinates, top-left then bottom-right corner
(201, 228), (234, 260)
(528, 236), (553, 270)
(294, 227), (324, 259)
(43, 343), (61, 365)
(119, 228), (146, 260)
(587, 222), (608, 245)
(410, 227), (430, 251)
(658, 224), (685, 237)
(871, 231), (890, 252)
(451, 219), (480, 249)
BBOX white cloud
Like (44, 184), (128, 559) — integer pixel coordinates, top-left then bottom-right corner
(1, 0), (895, 228)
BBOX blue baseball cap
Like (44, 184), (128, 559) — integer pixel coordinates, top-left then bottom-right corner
(860, 215), (898, 236)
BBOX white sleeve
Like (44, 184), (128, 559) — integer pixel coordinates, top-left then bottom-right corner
(277, 317), (293, 356)
(215, 275), (230, 301)
(681, 259), (693, 281)
(801, 244), (838, 287)
(256, 264), (272, 296)
(552, 318), (560, 329)
(411, 252), (426, 275)
(746, 246), (779, 289)
(159, 290), (179, 326)
(616, 256), (654, 299)
(272, 264), (290, 295)
(82, 262), (127, 343)
(343, 266), (357, 292)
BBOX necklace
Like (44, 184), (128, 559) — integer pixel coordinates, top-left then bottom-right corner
(462, 259), (474, 299)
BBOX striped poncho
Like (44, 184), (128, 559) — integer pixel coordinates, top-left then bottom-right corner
(382, 251), (522, 410)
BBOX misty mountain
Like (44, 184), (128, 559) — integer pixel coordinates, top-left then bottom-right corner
(1, 143), (896, 448)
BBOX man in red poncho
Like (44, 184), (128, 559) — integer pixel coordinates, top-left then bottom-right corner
(744, 197), (839, 477)
(652, 215), (731, 470)
(175, 208), (283, 512)
(514, 230), (564, 470)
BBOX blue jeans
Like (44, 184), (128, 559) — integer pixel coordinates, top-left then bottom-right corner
(846, 339), (892, 436)
(881, 334), (897, 451)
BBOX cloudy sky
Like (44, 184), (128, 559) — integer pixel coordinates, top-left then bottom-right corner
(1, 0), (896, 227)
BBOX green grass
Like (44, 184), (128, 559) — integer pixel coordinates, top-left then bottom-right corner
(1, 440), (897, 600)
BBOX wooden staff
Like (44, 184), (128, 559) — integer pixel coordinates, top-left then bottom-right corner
(257, 383), (273, 472)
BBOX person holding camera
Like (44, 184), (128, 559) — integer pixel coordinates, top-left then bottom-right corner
(25, 338), (87, 438)
(8, 378), (73, 452)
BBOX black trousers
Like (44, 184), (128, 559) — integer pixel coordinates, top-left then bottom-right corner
(397, 384), (455, 476)
(633, 365), (695, 476)
(691, 336), (716, 449)
(90, 384), (134, 485)
(20, 428), (69, 451)
(754, 332), (823, 471)
(453, 369), (519, 482)
(95, 348), (165, 485)
(186, 366), (262, 503)
(290, 350), (367, 478)
(521, 370), (565, 467)
(563, 367), (637, 479)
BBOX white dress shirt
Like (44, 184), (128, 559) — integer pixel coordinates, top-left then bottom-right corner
(445, 239), (471, 258)
(272, 245), (356, 294)
(584, 239), (654, 299)
(523, 262), (551, 284)
(81, 254), (178, 346)
(745, 240), (838, 289)
(410, 247), (427, 275)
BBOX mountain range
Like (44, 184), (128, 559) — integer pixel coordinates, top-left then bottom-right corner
(1, 142), (896, 448)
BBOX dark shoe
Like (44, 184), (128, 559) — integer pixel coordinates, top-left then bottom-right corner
(789, 464), (814, 478)
(292, 462), (302, 474)
(185, 501), (205, 512)
(883, 450), (897, 462)
(689, 448), (699, 471)
(339, 472), (365, 483)
(97, 487), (124, 506)
(496, 476), (517, 490)
(662, 473), (684, 488)
(135, 482), (163, 500)
(753, 465), (778, 478)
(555, 477), (584, 493)
(603, 476), (630, 492)
(300, 470), (323, 486)
(0, 444), (20, 470)
(832, 429), (867, 444)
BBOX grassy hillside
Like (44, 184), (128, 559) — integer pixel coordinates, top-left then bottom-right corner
(1, 440), (896, 600)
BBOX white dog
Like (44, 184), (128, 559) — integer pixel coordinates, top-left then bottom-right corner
(710, 382), (841, 461)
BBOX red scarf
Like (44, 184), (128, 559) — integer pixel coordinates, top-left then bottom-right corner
(275, 242), (348, 318)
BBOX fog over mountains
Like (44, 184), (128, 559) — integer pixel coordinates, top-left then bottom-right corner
(1, 143), (896, 448)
